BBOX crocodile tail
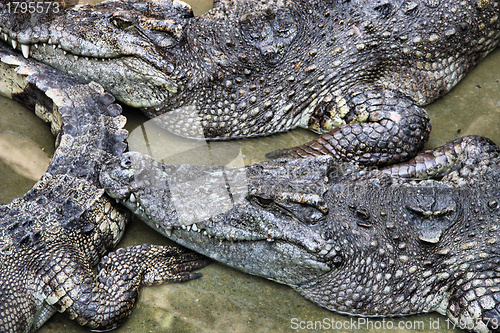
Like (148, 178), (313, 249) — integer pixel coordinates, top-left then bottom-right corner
(380, 135), (499, 179)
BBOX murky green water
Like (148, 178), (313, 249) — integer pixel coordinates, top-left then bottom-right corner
(0, 0), (499, 332)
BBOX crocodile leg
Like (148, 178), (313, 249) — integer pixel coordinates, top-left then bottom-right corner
(380, 135), (500, 179)
(267, 87), (431, 166)
(39, 243), (208, 331)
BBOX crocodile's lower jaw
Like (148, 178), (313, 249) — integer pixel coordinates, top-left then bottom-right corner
(167, 228), (332, 286)
(117, 197), (332, 286)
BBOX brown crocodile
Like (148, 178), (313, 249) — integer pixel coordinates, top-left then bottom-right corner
(0, 0), (499, 165)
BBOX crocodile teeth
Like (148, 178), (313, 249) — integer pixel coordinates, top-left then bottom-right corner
(21, 44), (29, 58)
(34, 43), (38, 49)
(52, 44), (57, 49)
(1, 33), (7, 41)
(104, 202), (112, 214)
(129, 193), (136, 203)
(165, 227), (172, 237)
(191, 223), (198, 232)
(11, 39), (17, 50)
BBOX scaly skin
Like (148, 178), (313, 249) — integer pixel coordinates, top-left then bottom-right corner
(101, 135), (500, 333)
(0, 44), (208, 332)
(1, 0), (499, 165)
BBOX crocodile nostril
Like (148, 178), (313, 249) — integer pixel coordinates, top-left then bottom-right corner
(120, 156), (132, 169)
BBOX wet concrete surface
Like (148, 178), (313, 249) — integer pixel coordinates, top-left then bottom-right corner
(0, 0), (499, 332)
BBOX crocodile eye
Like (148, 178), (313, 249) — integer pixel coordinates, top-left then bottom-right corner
(254, 196), (274, 207)
(273, 20), (297, 39)
(112, 18), (132, 28)
(348, 203), (372, 228)
(111, 14), (133, 29)
(356, 208), (370, 220)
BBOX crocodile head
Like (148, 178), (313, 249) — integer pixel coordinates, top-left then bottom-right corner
(101, 151), (464, 295)
(0, 0), (311, 138)
(0, 0), (194, 108)
(101, 152), (336, 286)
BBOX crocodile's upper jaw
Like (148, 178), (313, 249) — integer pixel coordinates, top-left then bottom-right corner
(0, 0), (191, 108)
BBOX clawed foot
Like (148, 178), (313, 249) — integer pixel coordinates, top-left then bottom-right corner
(98, 244), (210, 286)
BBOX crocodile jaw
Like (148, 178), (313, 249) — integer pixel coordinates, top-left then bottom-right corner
(125, 197), (333, 286)
(0, 0), (190, 108)
(2, 35), (178, 108)
(100, 152), (334, 286)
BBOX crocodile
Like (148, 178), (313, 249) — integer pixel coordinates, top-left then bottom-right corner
(100, 135), (500, 333)
(1, 0), (499, 165)
(0, 44), (208, 332)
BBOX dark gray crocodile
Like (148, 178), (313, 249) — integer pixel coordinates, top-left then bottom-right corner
(1, 0), (499, 165)
(101, 135), (500, 333)
(0, 44), (208, 332)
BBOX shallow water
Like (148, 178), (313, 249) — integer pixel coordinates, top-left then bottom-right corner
(0, 0), (499, 332)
